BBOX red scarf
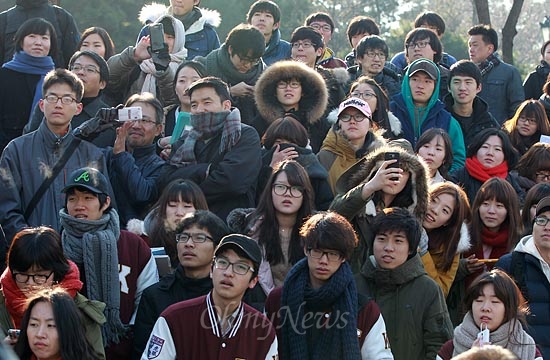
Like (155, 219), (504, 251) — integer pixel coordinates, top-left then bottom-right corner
(0, 261), (82, 328)
(465, 156), (508, 182)
(475, 225), (510, 267)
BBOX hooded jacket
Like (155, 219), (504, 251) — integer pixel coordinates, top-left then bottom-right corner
(347, 64), (402, 98)
(540, 93), (550, 121)
(524, 61), (550, 100)
(330, 145), (429, 272)
(496, 236), (550, 359)
(355, 254), (453, 360)
(262, 29), (291, 66)
(254, 60), (329, 152)
(390, 60), (465, 171)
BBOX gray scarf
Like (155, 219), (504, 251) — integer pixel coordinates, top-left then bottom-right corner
(453, 312), (536, 359)
(59, 208), (127, 346)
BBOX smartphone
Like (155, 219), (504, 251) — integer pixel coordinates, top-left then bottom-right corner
(385, 152), (400, 181)
(149, 23), (165, 52)
(7, 329), (20, 340)
(477, 323), (490, 344)
(117, 107), (142, 122)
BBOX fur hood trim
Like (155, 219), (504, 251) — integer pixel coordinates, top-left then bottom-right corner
(255, 60), (328, 125)
(330, 67), (351, 86)
(387, 111), (402, 137)
(226, 208), (256, 233)
(186, 8), (221, 34)
(138, 3), (168, 24)
(335, 145), (430, 220)
(457, 222), (471, 254)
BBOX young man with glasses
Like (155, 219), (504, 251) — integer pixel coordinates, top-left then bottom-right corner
(142, 234), (278, 359)
(348, 35), (401, 97)
(304, 12), (346, 69)
(496, 196), (550, 359)
(0, 69), (112, 243)
(264, 211), (393, 359)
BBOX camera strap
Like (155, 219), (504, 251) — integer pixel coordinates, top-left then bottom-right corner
(23, 137), (82, 220)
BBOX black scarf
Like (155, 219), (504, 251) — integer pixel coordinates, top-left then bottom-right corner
(478, 52), (501, 77)
(204, 44), (264, 86)
(280, 258), (361, 360)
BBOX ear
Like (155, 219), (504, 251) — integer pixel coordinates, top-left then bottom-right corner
(100, 195), (111, 213)
(476, 83), (482, 94)
(315, 47), (323, 57)
(227, 45), (233, 56)
(39, 98), (46, 112)
(273, 22), (280, 31)
(154, 123), (164, 137)
(222, 99), (231, 111)
(99, 80), (107, 91)
(75, 102), (83, 116)
(248, 275), (259, 289)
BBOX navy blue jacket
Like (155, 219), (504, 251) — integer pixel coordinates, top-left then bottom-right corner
(262, 29), (291, 66)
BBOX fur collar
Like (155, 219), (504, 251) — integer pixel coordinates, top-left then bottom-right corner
(457, 222), (472, 254)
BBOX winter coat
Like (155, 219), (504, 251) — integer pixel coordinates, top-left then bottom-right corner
(0, 121), (112, 243)
(443, 94), (499, 148)
(330, 145), (429, 272)
(105, 143), (165, 225)
(263, 29), (291, 66)
(478, 59), (525, 125)
(540, 93), (550, 121)
(254, 60), (329, 152)
(317, 47), (346, 69)
(132, 266), (212, 359)
(390, 63), (465, 171)
(347, 64), (402, 98)
(496, 235), (550, 360)
(355, 254), (453, 360)
(258, 143), (333, 210)
(318, 127), (386, 194)
(390, 51), (457, 75)
(523, 61), (550, 100)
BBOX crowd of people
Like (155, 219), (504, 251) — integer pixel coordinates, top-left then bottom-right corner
(1, 0), (550, 359)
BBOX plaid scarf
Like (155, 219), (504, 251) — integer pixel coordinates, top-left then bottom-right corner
(478, 52), (501, 77)
(170, 108), (242, 165)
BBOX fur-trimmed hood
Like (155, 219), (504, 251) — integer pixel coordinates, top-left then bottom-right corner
(457, 222), (471, 254)
(139, 4), (221, 31)
(226, 207), (256, 234)
(255, 60), (328, 125)
(335, 145), (430, 221)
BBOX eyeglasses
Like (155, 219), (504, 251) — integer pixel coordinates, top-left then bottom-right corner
(13, 271), (53, 284)
(518, 116), (537, 125)
(131, 119), (158, 126)
(310, 23), (332, 32)
(176, 232), (213, 244)
(213, 257), (254, 275)
(536, 172), (550, 182)
(306, 248), (342, 262)
(339, 114), (368, 122)
(364, 51), (386, 59)
(292, 41), (314, 49)
(236, 53), (260, 66)
(276, 80), (301, 89)
(350, 91), (377, 100)
(70, 64), (100, 74)
(272, 183), (304, 197)
(406, 40), (431, 49)
(534, 217), (550, 226)
(44, 95), (78, 105)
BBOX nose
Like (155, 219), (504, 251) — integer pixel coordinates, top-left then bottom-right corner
(36, 324), (47, 338)
(487, 204), (496, 214)
(480, 300), (491, 312)
(319, 253), (329, 264)
(383, 243), (394, 252)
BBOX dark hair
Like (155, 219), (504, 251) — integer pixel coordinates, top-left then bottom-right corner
(414, 128), (454, 179)
(42, 68), (84, 102)
(521, 183), (550, 236)
(414, 12), (446, 36)
(356, 35), (388, 58)
(304, 12), (334, 33)
(187, 76), (231, 102)
(69, 50), (110, 84)
(470, 178), (522, 252)
(465, 269), (529, 329)
(545, 72), (550, 96)
(290, 26), (324, 50)
(449, 60), (482, 87)
(78, 27), (115, 60)
(503, 100), (550, 152)
(404, 28), (443, 64)
(370, 207), (422, 258)
(254, 160), (314, 265)
(468, 25), (498, 52)
(225, 24), (265, 60)
(125, 92), (165, 125)
(301, 212), (357, 260)
(262, 115), (309, 148)
(542, 40), (550, 57)
(348, 76), (390, 130)
(8, 227), (70, 283)
(346, 16), (380, 45)
(425, 183), (471, 272)
(148, 179), (208, 263)
(516, 142), (550, 181)
(175, 210), (229, 247)
(246, 0), (281, 25)
(14, 288), (100, 360)
(63, 187), (110, 213)
(466, 128), (518, 169)
(173, 60), (207, 88)
(14, 18), (58, 57)
(452, 345), (519, 360)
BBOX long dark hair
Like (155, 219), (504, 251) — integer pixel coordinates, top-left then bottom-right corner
(502, 100), (550, 154)
(78, 27), (115, 60)
(415, 128), (454, 179)
(467, 128), (518, 169)
(14, 288), (100, 360)
(254, 160), (314, 265)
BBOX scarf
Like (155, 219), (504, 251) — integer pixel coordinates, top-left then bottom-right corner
(465, 156), (508, 182)
(280, 258), (360, 360)
(478, 52), (501, 77)
(0, 261), (82, 328)
(2, 51), (55, 122)
(453, 312), (536, 359)
(177, 7), (202, 30)
(59, 208), (127, 346)
(169, 108), (241, 165)
(204, 44), (264, 86)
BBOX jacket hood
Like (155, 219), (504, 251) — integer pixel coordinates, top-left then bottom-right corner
(255, 60), (328, 125)
(335, 144), (429, 221)
(361, 253), (427, 287)
(154, 15), (186, 56)
(401, 59), (441, 123)
(514, 235), (545, 261)
(138, 3), (168, 24)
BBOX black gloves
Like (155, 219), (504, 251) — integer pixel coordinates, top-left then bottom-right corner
(73, 105), (124, 140)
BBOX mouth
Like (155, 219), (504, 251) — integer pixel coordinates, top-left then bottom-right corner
(425, 213), (435, 223)
(74, 214), (88, 219)
(220, 280), (233, 288)
(316, 267), (330, 275)
(181, 252), (195, 258)
(480, 316), (492, 322)
(381, 254), (394, 263)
